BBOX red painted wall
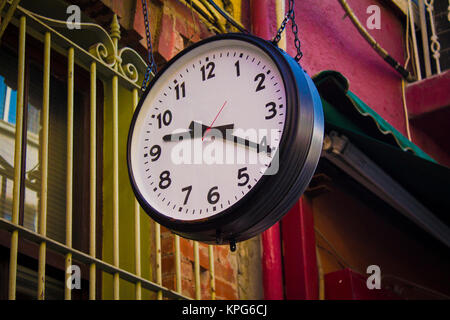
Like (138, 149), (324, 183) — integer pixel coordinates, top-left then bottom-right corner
(282, 0), (449, 165)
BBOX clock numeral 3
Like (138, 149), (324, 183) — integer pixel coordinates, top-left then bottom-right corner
(237, 167), (249, 187)
(175, 82), (185, 100)
(181, 185), (192, 205)
(265, 102), (277, 120)
(207, 186), (220, 205)
(201, 62), (215, 81)
(159, 170), (172, 189)
(157, 110), (172, 128)
(254, 73), (266, 92)
(149, 145), (161, 161)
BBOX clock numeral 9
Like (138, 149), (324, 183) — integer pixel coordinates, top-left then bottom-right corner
(149, 145), (161, 161)
(201, 62), (215, 81)
(181, 185), (192, 205)
(175, 82), (185, 100)
(237, 167), (249, 187)
(159, 170), (172, 189)
(207, 186), (220, 205)
(156, 110), (172, 129)
(265, 102), (277, 120)
(254, 73), (266, 92)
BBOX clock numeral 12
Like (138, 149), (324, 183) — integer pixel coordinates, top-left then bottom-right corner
(201, 62), (216, 81)
(175, 82), (185, 100)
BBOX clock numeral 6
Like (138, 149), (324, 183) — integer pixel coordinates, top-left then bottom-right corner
(237, 167), (249, 187)
(149, 145), (161, 161)
(156, 110), (172, 129)
(265, 102), (277, 120)
(254, 73), (266, 92)
(181, 185), (192, 205)
(201, 62), (215, 81)
(159, 170), (172, 189)
(207, 186), (220, 205)
(175, 82), (186, 100)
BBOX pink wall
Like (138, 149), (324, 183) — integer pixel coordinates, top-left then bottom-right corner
(279, 0), (449, 164)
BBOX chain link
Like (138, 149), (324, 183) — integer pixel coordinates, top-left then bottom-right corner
(272, 0), (303, 62)
(141, 0), (157, 91)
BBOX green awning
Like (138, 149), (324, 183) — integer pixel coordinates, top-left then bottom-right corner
(312, 71), (450, 225)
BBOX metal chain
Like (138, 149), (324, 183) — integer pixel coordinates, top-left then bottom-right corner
(141, 0), (157, 91)
(272, 0), (303, 62)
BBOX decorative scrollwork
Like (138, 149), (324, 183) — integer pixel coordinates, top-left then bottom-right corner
(424, 0), (442, 73)
(20, 8), (149, 86)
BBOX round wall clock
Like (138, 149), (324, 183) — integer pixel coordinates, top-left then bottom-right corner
(128, 33), (323, 247)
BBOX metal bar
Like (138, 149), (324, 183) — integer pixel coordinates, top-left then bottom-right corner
(174, 235), (181, 294)
(155, 223), (162, 300)
(0, 0), (21, 40)
(208, 245), (215, 300)
(408, 0), (422, 80)
(89, 61), (97, 300)
(132, 88), (141, 300)
(323, 133), (450, 248)
(0, 217), (190, 300)
(194, 241), (201, 300)
(8, 15), (25, 300)
(112, 74), (120, 300)
(65, 46), (74, 300)
(418, 0), (432, 77)
(37, 31), (51, 300)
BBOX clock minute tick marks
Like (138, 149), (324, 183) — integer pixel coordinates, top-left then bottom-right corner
(247, 185), (252, 189)
(257, 61), (261, 66)
(266, 70), (271, 75)
(205, 57), (209, 62)
(178, 207), (183, 212)
(239, 53), (243, 58)
(153, 187), (157, 192)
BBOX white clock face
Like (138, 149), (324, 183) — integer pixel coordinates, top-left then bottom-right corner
(130, 39), (287, 221)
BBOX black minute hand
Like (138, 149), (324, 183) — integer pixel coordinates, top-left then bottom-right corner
(226, 135), (272, 154)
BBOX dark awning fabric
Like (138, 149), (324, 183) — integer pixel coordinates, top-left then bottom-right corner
(312, 71), (450, 225)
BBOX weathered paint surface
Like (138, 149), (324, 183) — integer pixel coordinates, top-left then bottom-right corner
(284, 0), (449, 165)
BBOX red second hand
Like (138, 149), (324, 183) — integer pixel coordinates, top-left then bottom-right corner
(202, 100), (227, 141)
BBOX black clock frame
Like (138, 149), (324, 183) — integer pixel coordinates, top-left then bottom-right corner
(127, 33), (324, 245)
